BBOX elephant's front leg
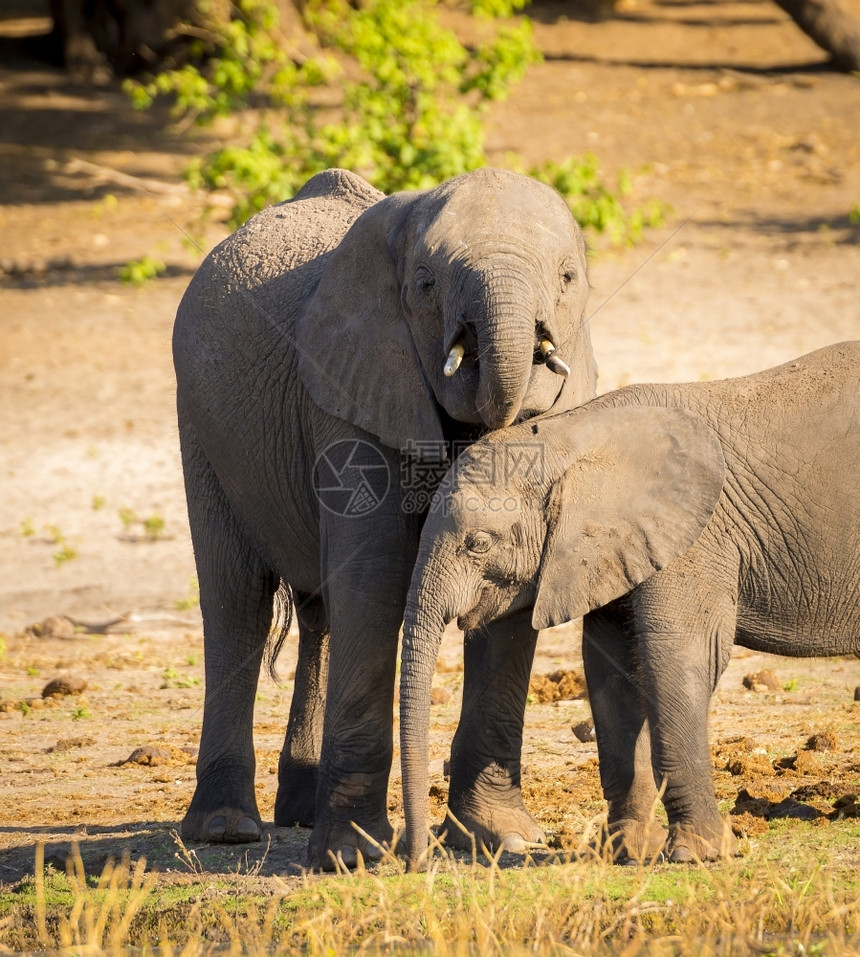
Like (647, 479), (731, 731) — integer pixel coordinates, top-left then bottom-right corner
(635, 562), (739, 863)
(442, 608), (547, 853)
(583, 601), (666, 862)
(180, 427), (277, 844)
(275, 590), (329, 828)
(306, 469), (418, 870)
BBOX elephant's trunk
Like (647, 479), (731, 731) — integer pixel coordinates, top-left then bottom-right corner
(400, 556), (458, 871)
(469, 266), (539, 430)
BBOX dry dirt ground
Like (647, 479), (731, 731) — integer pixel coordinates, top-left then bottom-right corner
(1, 0), (859, 889)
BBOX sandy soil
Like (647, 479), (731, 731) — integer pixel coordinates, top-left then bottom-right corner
(1, 0), (859, 886)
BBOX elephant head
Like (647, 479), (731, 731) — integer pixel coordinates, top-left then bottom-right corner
(296, 168), (597, 459)
(399, 404), (727, 868)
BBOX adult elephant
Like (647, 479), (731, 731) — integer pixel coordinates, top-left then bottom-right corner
(398, 341), (860, 869)
(173, 167), (598, 868)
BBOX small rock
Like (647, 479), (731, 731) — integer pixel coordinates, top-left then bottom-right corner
(42, 675), (88, 698)
(124, 746), (173, 766)
(572, 720), (596, 743)
(27, 616), (77, 640)
(806, 730), (838, 752)
(853, 686), (860, 702)
(742, 669), (781, 692)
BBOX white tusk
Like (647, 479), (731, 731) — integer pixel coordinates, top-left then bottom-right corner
(546, 353), (571, 378)
(539, 338), (571, 378)
(444, 341), (465, 377)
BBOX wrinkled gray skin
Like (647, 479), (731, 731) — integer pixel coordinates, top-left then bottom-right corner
(173, 167), (598, 869)
(401, 342), (860, 869)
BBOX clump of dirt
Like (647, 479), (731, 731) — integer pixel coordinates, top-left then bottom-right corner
(733, 788), (826, 822)
(0, 692), (66, 713)
(806, 730), (839, 752)
(832, 795), (860, 818)
(730, 811), (770, 838)
(430, 686), (452, 705)
(714, 736), (774, 776)
(743, 670), (782, 692)
(529, 670), (586, 703)
(49, 736), (96, 752)
(779, 749), (822, 774)
(120, 745), (196, 767)
(725, 753), (776, 777)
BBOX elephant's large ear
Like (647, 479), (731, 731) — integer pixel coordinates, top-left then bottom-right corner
(532, 406), (726, 630)
(297, 193), (446, 459)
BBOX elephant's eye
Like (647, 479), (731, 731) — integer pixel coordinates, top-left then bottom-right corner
(465, 531), (494, 555)
(415, 267), (435, 293)
(560, 262), (577, 288)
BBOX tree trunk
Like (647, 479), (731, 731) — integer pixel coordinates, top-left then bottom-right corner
(50, 0), (203, 79)
(773, 0), (860, 71)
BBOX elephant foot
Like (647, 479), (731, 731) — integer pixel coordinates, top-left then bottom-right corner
(181, 783), (263, 844)
(306, 815), (394, 871)
(666, 820), (738, 863)
(439, 803), (547, 855)
(600, 818), (667, 864)
(274, 760), (318, 828)
(181, 804), (262, 844)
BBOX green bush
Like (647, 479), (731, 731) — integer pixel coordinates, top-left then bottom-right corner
(126, 0), (664, 241)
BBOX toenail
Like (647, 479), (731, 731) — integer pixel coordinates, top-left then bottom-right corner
(669, 845), (694, 863)
(237, 816), (260, 839)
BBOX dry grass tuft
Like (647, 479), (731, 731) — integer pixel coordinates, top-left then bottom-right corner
(8, 824), (860, 956)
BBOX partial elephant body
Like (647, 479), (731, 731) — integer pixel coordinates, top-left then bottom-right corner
(399, 341), (859, 868)
(578, 343), (859, 861)
(173, 168), (598, 868)
(585, 344), (859, 656)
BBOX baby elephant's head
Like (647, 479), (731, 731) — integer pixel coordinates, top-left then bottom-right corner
(416, 428), (550, 632)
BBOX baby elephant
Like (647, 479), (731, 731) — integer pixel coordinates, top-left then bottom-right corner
(399, 341), (860, 869)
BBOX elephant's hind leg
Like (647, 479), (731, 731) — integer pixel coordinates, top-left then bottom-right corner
(275, 590), (329, 827)
(443, 608), (547, 855)
(179, 421), (277, 844)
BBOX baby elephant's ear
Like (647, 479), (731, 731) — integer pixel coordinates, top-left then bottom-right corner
(532, 406), (726, 630)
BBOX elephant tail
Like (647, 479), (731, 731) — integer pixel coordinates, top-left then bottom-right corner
(265, 580), (295, 680)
